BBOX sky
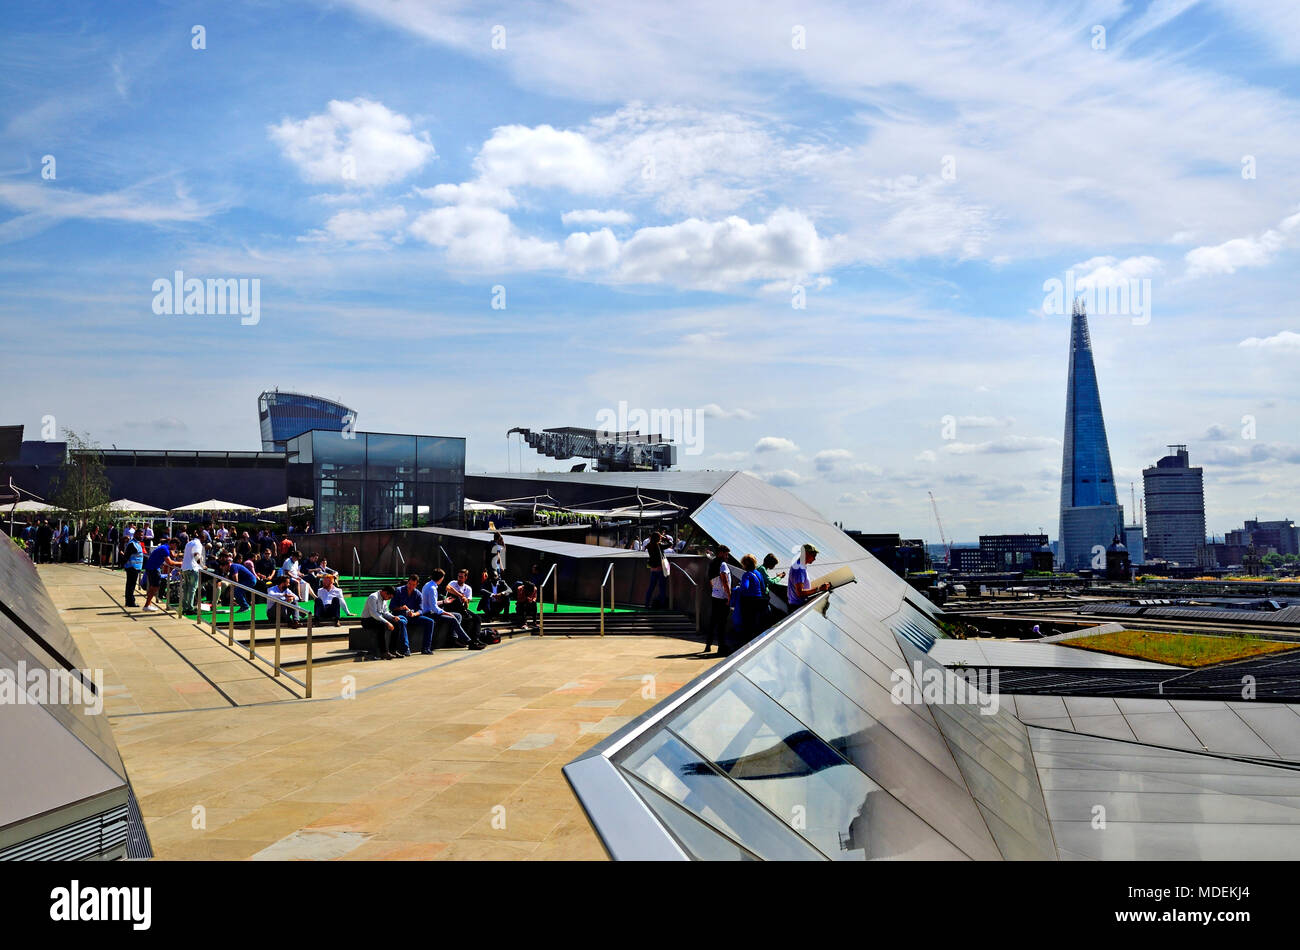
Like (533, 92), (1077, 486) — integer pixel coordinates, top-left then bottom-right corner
(1, 0), (1297, 542)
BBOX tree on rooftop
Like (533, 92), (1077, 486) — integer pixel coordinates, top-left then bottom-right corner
(50, 430), (111, 532)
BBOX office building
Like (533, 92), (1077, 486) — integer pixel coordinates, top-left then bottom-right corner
(1143, 445), (1206, 567)
(258, 390), (355, 452)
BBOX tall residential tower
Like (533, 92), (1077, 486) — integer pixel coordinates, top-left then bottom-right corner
(1058, 300), (1124, 570)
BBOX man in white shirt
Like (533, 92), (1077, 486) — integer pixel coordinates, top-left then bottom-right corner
(360, 586), (403, 659)
(181, 534), (205, 614)
(420, 569), (479, 652)
(314, 573), (353, 627)
(444, 568), (483, 641)
(265, 575), (301, 628)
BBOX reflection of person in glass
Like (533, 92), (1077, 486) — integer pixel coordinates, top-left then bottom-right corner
(786, 543), (830, 608)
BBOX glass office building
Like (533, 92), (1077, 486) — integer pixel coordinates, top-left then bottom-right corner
(285, 430), (465, 533)
(258, 390), (356, 452)
(1058, 300), (1123, 569)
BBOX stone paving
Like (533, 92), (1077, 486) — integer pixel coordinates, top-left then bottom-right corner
(42, 564), (717, 860)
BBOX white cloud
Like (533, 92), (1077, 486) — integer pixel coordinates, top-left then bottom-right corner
(564, 228), (619, 273)
(562, 209), (633, 227)
(837, 490), (872, 505)
(1185, 210), (1300, 278)
(475, 123), (616, 195)
(813, 448), (854, 471)
(408, 204), (561, 270)
(0, 181), (209, 224)
(269, 98), (435, 188)
(698, 404), (756, 421)
(616, 209), (827, 289)
(760, 469), (808, 487)
(1239, 330), (1300, 349)
(943, 435), (1060, 455)
(953, 415), (1015, 429)
(1072, 255), (1162, 290)
(755, 436), (798, 453)
(302, 206), (407, 244)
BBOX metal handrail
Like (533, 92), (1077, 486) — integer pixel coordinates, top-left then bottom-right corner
(351, 547), (361, 581)
(192, 565), (314, 698)
(666, 558), (697, 585)
(437, 544), (452, 572)
(599, 562), (614, 637)
(537, 562), (558, 636)
(394, 545), (406, 577)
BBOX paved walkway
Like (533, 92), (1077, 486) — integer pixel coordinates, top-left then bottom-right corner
(43, 564), (717, 860)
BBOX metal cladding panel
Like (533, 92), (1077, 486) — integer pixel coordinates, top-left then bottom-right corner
(0, 545), (125, 779)
(0, 695), (127, 836)
(1031, 727), (1300, 860)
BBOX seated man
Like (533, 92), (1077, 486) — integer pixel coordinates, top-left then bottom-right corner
(360, 586), (402, 660)
(314, 573), (354, 627)
(220, 555), (258, 612)
(265, 575), (301, 629)
(514, 580), (538, 627)
(253, 547), (277, 592)
(420, 569), (481, 652)
(442, 568), (483, 641)
(387, 574), (424, 657)
(478, 571), (512, 619)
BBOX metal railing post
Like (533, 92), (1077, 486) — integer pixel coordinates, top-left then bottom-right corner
(305, 613), (313, 698)
(539, 578), (545, 637)
(228, 589), (235, 646)
(273, 600), (281, 672)
(210, 575), (217, 636)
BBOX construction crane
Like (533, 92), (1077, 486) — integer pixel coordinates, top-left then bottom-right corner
(928, 490), (952, 568)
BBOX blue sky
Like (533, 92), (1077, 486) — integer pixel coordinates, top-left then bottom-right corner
(2, 0), (1297, 541)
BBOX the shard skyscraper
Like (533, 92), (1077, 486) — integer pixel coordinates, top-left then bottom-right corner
(1058, 299), (1124, 570)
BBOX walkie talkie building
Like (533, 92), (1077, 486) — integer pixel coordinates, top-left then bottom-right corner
(1058, 300), (1124, 570)
(258, 390), (355, 452)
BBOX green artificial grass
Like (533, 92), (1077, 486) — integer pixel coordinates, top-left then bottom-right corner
(181, 596), (645, 622)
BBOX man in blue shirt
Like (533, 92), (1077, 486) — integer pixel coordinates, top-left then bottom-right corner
(122, 534), (145, 608)
(420, 569), (479, 652)
(787, 543), (831, 608)
(142, 538), (182, 612)
(220, 556), (259, 612)
(387, 574), (424, 657)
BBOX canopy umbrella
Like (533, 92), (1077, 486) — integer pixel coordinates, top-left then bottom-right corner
(259, 503), (289, 513)
(108, 498), (167, 513)
(9, 500), (54, 513)
(464, 499), (507, 512)
(171, 499), (259, 513)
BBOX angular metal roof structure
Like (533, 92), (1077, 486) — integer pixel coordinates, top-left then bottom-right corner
(562, 470), (1300, 860)
(0, 540), (140, 859)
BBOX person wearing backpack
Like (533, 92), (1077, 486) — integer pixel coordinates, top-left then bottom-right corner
(123, 534), (145, 608)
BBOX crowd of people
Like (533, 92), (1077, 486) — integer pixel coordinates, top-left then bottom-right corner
(701, 540), (831, 657)
(22, 515), (835, 661)
(81, 521), (546, 662)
